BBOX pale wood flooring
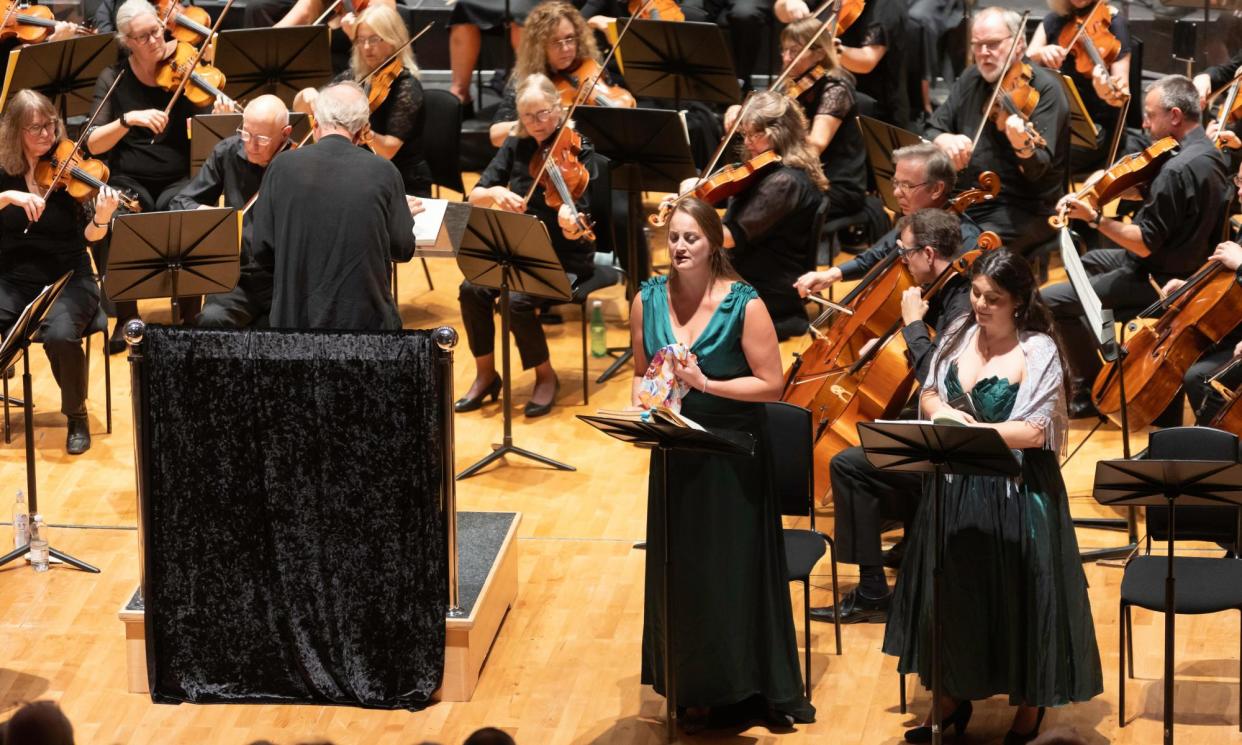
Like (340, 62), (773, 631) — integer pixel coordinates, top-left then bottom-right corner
(2, 187), (1240, 744)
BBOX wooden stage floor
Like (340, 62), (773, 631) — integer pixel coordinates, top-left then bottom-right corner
(2, 194), (1241, 744)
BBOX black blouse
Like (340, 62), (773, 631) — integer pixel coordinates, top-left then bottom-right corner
(88, 61), (209, 183)
(836, 0), (909, 128)
(797, 73), (866, 200)
(0, 171), (92, 284)
(337, 68), (432, 196)
(1040, 9), (1131, 131)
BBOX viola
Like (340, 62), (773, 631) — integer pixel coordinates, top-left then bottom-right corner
(553, 58), (636, 109)
(627, 0), (683, 21)
(1092, 257), (1242, 430)
(33, 140), (141, 213)
(1048, 136), (1176, 228)
(0, 0), (92, 44)
(154, 40), (232, 108)
(529, 124), (595, 242)
(985, 60), (1046, 149)
(1055, 0), (1125, 100)
(785, 65), (827, 100)
(366, 56), (402, 112)
(648, 151), (782, 227)
(154, 0), (212, 44)
(834, 0), (864, 36)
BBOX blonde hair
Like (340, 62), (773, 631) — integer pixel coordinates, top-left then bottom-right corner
(350, 5), (420, 81)
(0, 90), (64, 175)
(513, 1), (600, 84)
(513, 73), (562, 137)
(780, 17), (852, 84)
(738, 91), (829, 191)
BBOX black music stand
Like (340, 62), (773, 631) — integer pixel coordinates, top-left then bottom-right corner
(1092, 458), (1242, 745)
(455, 207), (575, 479)
(858, 116), (924, 213)
(104, 209), (241, 326)
(0, 34), (118, 121)
(858, 421), (1020, 745)
(0, 272), (99, 573)
(617, 20), (742, 109)
(573, 106), (697, 384)
(189, 113), (312, 177)
(213, 26), (334, 108)
(578, 413), (755, 742)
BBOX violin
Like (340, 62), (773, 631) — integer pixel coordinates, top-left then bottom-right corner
(553, 58), (636, 109)
(1055, 0), (1125, 100)
(0, 0), (92, 44)
(154, 40), (231, 108)
(529, 124), (595, 242)
(834, 0), (864, 36)
(367, 56), (402, 112)
(154, 0), (212, 44)
(1048, 136), (1176, 228)
(33, 140), (141, 213)
(627, 0), (683, 21)
(987, 60), (1046, 149)
(648, 151), (782, 227)
(785, 65), (827, 100)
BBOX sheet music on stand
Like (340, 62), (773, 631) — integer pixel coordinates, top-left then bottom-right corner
(1058, 227), (1114, 353)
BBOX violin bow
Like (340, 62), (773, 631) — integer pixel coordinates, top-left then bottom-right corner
(159, 0), (235, 119)
(970, 10), (1030, 150)
(568, 0), (655, 109)
(1212, 79), (1241, 147)
(312, 0), (344, 25)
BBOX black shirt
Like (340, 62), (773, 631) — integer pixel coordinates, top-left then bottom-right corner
(836, 0), (908, 128)
(337, 68), (432, 196)
(839, 213), (983, 281)
(723, 164), (824, 324)
(0, 171), (92, 284)
(251, 135), (415, 331)
(88, 61), (209, 183)
(1131, 127), (1230, 278)
(476, 131), (599, 278)
(1039, 9), (1130, 133)
(905, 272), (971, 385)
(925, 60), (1070, 220)
(796, 73), (866, 204)
(1206, 50), (1242, 92)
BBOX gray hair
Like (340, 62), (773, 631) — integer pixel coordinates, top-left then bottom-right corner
(312, 81), (371, 136)
(1147, 74), (1202, 120)
(893, 142), (957, 193)
(115, 0), (158, 41)
(972, 6), (1023, 37)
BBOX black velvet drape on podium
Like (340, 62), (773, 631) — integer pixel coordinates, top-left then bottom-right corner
(138, 326), (447, 709)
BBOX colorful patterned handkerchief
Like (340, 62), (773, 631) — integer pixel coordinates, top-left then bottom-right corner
(637, 343), (690, 412)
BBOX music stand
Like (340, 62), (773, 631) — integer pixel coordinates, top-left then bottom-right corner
(0, 34), (118, 121)
(455, 207), (575, 479)
(617, 20), (742, 109)
(0, 272), (99, 573)
(104, 208), (242, 326)
(858, 116), (925, 213)
(1059, 75), (1100, 151)
(573, 106), (697, 384)
(858, 421), (1020, 745)
(213, 26), (333, 108)
(189, 113), (311, 178)
(578, 413), (755, 742)
(1092, 458), (1242, 745)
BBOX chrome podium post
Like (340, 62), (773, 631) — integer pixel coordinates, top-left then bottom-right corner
(125, 319), (149, 598)
(434, 326), (465, 619)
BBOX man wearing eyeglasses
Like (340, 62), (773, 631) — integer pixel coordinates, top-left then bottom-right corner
(171, 95), (293, 328)
(925, 6), (1069, 259)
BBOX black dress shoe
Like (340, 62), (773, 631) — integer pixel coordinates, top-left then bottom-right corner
(883, 539), (906, 569)
(1003, 707), (1046, 745)
(454, 377), (500, 413)
(809, 588), (891, 624)
(66, 416), (91, 455)
(1068, 394), (1099, 419)
(905, 700), (972, 743)
(523, 377), (559, 418)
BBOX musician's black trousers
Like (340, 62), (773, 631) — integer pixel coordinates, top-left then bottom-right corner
(1186, 339), (1242, 425)
(197, 270), (273, 329)
(459, 280), (552, 370)
(832, 445), (920, 567)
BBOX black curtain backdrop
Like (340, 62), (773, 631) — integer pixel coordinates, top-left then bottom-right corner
(138, 326), (447, 709)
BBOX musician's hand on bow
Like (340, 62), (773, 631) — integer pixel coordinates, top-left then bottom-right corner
(1193, 73), (1212, 111)
(1161, 277), (1185, 296)
(1, 191), (45, 223)
(406, 195), (425, 218)
(901, 286), (929, 325)
(125, 109), (168, 135)
(488, 186), (526, 213)
(723, 104), (742, 133)
(1211, 241), (1242, 272)
(1031, 44), (1068, 69)
(933, 133), (973, 171)
(1003, 114), (1032, 152)
(1056, 195), (1097, 223)
(793, 268), (841, 297)
(1213, 124), (1242, 150)
(93, 186), (120, 225)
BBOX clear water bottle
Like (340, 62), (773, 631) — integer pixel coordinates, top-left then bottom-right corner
(13, 490), (28, 550)
(590, 300), (607, 358)
(29, 514), (48, 572)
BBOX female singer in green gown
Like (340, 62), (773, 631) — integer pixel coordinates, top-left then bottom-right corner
(883, 250), (1103, 744)
(629, 197), (815, 729)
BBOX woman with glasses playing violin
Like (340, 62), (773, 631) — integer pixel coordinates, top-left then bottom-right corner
(294, 5), (431, 196)
(0, 90), (122, 455)
(457, 74), (601, 419)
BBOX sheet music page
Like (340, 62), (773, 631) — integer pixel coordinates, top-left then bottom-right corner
(1059, 227), (1107, 343)
(412, 197), (449, 246)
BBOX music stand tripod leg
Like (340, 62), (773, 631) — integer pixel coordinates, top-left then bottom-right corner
(595, 188), (644, 385)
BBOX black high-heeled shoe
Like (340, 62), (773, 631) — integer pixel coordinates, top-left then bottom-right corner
(1003, 707), (1046, 745)
(523, 376), (559, 418)
(454, 377), (500, 413)
(904, 699), (972, 743)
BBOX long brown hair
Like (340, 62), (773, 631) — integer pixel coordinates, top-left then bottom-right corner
(667, 198), (741, 283)
(513, 1), (600, 84)
(780, 17), (852, 85)
(0, 90), (63, 176)
(738, 91), (829, 191)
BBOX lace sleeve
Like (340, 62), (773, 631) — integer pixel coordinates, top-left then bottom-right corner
(377, 75), (422, 142)
(816, 78), (854, 119)
(858, 19), (888, 48)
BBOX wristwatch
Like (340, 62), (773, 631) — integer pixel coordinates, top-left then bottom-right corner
(118, 113), (131, 129)
(1088, 208), (1102, 229)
